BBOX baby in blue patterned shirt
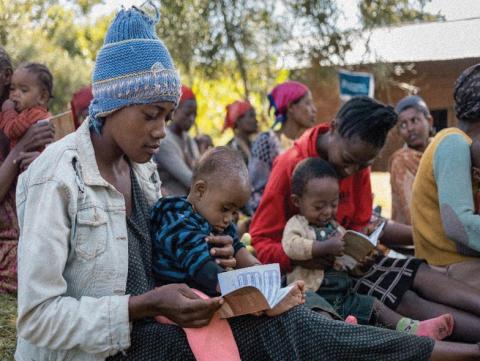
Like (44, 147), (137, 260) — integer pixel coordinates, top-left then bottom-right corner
(151, 146), (305, 314)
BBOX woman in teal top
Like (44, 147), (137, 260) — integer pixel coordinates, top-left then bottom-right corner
(411, 64), (480, 288)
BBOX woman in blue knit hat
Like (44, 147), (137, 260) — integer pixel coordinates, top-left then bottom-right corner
(14, 5), (480, 361)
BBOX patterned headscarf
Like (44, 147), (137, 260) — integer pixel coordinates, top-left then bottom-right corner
(223, 100), (253, 132)
(454, 63), (480, 123)
(88, 4), (181, 133)
(268, 81), (309, 127)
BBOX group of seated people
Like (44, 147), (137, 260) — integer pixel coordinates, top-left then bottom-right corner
(2, 4), (480, 361)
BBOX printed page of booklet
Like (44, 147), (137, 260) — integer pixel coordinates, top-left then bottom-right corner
(217, 264), (293, 317)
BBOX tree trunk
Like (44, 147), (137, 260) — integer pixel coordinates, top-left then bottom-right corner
(218, 0), (250, 98)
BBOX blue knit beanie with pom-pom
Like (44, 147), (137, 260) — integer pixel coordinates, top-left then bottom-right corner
(88, 4), (181, 133)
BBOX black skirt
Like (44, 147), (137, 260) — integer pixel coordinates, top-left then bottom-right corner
(353, 255), (424, 310)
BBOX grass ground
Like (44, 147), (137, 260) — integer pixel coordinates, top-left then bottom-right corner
(0, 173), (393, 360)
(0, 293), (16, 360)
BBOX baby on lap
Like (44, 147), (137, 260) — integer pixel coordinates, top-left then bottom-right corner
(151, 146), (305, 316)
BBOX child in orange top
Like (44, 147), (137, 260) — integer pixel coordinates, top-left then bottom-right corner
(0, 62), (52, 148)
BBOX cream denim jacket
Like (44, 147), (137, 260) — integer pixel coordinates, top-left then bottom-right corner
(15, 119), (161, 361)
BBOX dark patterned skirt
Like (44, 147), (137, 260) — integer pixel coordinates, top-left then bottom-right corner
(353, 256), (423, 310)
(230, 306), (433, 361)
(112, 306), (434, 361)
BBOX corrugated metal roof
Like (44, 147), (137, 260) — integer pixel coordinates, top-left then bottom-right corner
(344, 17), (480, 65)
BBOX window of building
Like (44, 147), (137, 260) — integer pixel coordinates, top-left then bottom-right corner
(430, 109), (448, 132)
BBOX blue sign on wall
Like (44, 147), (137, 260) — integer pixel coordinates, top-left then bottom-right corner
(338, 70), (374, 101)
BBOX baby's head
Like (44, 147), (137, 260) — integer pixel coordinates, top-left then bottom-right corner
(471, 139), (480, 184)
(187, 146), (251, 233)
(9, 62), (53, 112)
(291, 157), (339, 227)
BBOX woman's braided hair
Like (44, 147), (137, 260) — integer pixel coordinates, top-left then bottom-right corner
(335, 96), (398, 148)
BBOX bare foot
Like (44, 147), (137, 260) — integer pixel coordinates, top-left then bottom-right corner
(265, 281), (305, 317)
(417, 314), (454, 340)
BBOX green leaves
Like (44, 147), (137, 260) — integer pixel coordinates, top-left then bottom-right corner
(0, 0), (442, 134)
(0, 0), (100, 113)
(359, 0), (443, 28)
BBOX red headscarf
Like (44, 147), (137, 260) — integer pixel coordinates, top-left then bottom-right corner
(223, 100), (253, 132)
(70, 85), (93, 128)
(268, 81), (309, 126)
(180, 85), (196, 104)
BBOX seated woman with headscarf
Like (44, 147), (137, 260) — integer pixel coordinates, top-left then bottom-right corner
(153, 85), (200, 196)
(70, 85), (93, 128)
(248, 81), (317, 212)
(224, 100), (258, 164)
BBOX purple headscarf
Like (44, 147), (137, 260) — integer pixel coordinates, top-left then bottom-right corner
(268, 81), (309, 126)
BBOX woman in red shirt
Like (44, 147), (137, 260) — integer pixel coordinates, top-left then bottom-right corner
(251, 96), (480, 342)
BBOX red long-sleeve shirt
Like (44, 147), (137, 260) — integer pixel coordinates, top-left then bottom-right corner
(0, 106), (51, 148)
(249, 123), (373, 273)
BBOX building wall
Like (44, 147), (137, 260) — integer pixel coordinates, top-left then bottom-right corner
(302, 57), (480, 171)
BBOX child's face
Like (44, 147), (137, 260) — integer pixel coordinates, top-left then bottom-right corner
(292, 177), (339, 227)
(190, 178), (250, 233)
(9, 68), (48, 112)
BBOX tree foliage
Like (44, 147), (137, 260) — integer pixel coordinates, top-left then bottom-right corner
(156, 0), (286, 99)
(0, 0), (444, 137)
(0, 0), (107, 113)
(283, 0), (352, 67)
(359, 0), (443, 28)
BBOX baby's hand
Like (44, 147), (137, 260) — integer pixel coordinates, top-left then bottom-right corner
(323, 232), (345, 256)
(2, 99), (15, 112)
(265, 280), (305, 317)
